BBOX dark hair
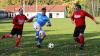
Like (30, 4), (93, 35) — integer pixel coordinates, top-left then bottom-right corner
(75, 4), (81, 9)
(19, 8), (23, 11)
(41, 7), (46, 10)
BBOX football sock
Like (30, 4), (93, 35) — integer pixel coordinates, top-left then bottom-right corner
(35, 31), (40, 41)
(37, 38), (43, 45)
(36, 31), (39, 38)
(15, 37), (21, 47)
(3, 34), (12, 38)
(79, 35), (84, 46)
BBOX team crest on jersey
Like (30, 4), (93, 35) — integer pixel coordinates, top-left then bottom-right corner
(74, 15), (81, 18)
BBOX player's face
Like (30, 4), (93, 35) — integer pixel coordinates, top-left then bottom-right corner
(42, 10), (46, 15)
(19, 9), (23, 15)
(74, 6), (81, 12)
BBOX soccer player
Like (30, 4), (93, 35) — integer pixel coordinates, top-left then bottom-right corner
(71, 5), (99, 50)
(30, 7), (51, 48)
(1, 8), (31, 48)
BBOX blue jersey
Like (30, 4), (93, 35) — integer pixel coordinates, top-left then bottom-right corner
(34, 13), (49, 27)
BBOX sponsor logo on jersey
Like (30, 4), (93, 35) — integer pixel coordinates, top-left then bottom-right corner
(74, 15), (81, 18)
(18, 19), (24, 25)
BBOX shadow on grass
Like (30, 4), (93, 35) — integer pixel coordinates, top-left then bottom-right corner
(23, 30), (55, 35)
(0, 48), (20, 56)
(0, 30), (55, 37)
(85, 32), (100, 38)
(0, 31), (100, 56)
(19, 33), (100, 56)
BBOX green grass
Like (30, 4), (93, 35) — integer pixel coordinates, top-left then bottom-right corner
(0, 18), (100, 56)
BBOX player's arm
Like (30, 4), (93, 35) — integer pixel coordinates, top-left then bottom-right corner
(27, 14), (38, 22)
(85, 11), (99, 24)
(26, 16), (35, 22)
(71, 13), (75, 24)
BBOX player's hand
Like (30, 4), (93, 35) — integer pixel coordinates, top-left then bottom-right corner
(96, 21), (100, 24)
(94, 19), (100, 24)
(72, 21), (75, 24)
(27, 19), (33, 22)
(47, 23), (51, 27)
(95, 20), (100, 24)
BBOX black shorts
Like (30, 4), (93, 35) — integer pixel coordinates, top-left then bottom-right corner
(10, 28), (22, 36)
(73, 25), (86, 37)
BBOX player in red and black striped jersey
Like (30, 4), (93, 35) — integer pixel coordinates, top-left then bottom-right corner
(1, 8), (31, 48)
(71, 5), (99, 50)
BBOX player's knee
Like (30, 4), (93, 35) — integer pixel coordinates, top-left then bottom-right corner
(79, 33), (83, 36)
(39, 30), (46, 38)
(9, 34), (13, 37)
(34, 25), (41, 31)
(35, 27), (41, 31)
(17, 35), (21, 38)
(36, 28), (40, 31)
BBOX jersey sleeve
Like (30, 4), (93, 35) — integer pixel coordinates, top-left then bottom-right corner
(85, 11), (94, 20)
(45, 16), (50, 21)
(71, 12), (74, 21)
(24, 15), (28, 20)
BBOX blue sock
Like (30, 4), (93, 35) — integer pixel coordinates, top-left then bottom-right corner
(36, 31), (39, 38)
(38, 38), (43, 45)
(35, 31), (39, 41)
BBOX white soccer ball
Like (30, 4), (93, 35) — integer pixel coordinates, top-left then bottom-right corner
(48, 43), (54, 49)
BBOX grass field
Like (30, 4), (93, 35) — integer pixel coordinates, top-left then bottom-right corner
(0, 18), (100, 56)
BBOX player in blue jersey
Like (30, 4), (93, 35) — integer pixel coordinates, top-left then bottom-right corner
(30, 7), (51, 48)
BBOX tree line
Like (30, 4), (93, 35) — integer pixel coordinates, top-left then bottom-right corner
(7, 0), (72, 5)
(0, 0), (99, 16)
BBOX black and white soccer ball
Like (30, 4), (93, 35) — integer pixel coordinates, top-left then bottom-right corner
(48, 43), (54, 49)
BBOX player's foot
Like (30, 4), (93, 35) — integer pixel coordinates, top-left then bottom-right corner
(79, 45), (84, 50)
(37, 45), (41, 48)
(14, 46), (18, 48)
(0, 35), (5, 40)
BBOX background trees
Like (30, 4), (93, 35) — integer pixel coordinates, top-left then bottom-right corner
(0, 0), (99, 16)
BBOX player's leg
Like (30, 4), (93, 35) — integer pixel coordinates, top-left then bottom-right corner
(39, 30), (46, 40)
(1, 34), (12, 39)
(33, 22), (42, 48)
(15, 29), (22, 48)
(33, 22), (41, 40)
(1, 28), (16, 39)
(37, 30), (46, 48)
(73, 27), (80, 43)
(78, 25), (86, 50)
(78, 33), (84, 49)
(15, 35), (21, 48)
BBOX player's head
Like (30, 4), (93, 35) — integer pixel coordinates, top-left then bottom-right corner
(18, 8), (23, 15)
(41, 7), (46, 15)
(74, 4), (81, 12)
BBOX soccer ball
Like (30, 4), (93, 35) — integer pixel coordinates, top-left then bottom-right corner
(48, 43), (54, 49)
